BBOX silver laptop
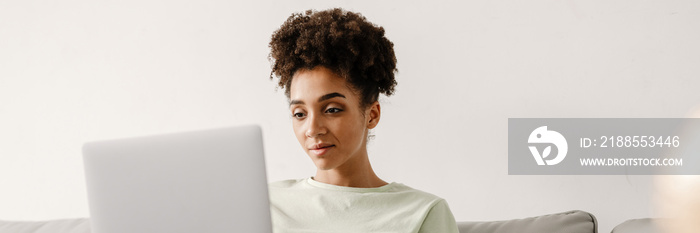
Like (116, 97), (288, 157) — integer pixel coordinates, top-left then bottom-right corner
(82, 125), (272, 233)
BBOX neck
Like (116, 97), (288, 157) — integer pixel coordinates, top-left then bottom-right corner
(313, 152), (387, 188)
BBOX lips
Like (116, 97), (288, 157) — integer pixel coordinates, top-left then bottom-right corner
(311, 143), (334, 149)
(309, 143), (335, 156)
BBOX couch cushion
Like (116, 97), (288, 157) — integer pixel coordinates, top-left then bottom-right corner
(0, 218), (90, 233)
(457, 210), (597, 233)
(2, 211), (598, 233)
(610, 218), (663, 233)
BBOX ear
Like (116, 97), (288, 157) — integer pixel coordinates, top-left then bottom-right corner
(366, 101), (381, 129)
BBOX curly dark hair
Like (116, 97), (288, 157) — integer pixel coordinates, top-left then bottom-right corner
(268, 8), (397, 109)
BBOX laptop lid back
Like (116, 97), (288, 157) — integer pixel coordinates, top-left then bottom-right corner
(83, 125), (271, 233)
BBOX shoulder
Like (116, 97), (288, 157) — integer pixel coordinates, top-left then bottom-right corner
(268, 178), (306, 189)
(387, 183), (445, 203)
(267, 178), (309, 202)
(391, 185), (458, 233)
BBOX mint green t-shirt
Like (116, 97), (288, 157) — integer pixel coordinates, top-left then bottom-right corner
(268, 177), (459, 233)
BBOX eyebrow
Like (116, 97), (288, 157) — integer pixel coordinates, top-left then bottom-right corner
(289, 92), (346, 106)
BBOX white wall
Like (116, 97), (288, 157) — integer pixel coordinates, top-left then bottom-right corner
(2, 0), (699, 232)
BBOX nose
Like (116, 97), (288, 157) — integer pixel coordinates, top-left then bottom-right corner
(305, 114), (327, 138)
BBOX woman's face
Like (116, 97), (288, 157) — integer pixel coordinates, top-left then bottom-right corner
(289, 66), (379, 171)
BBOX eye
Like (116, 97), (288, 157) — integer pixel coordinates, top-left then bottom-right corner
(292, 111), (306, 119)
(325, 107), (343, 114)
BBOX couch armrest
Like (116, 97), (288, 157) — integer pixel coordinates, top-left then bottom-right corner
(457, 210), (597, 233)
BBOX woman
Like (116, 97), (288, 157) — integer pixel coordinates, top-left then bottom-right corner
(267, 8), (459, 233)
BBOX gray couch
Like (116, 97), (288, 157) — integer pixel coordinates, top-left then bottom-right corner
(0, 210), (662, 233)
(458, 210), (597, 233)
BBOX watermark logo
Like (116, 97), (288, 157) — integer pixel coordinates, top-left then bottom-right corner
(528, 126), (568, 165)
(510, 118), (693, 175)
